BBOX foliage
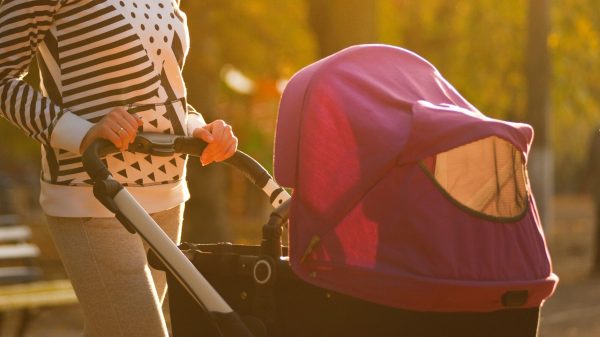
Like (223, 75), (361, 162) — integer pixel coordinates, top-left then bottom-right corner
(379, 0), (599, 192)
(387, 0), (528, 121)
(179, 0), (600, 194)
(549, 0), (600, 191)
(180, 0), (315, 168)
(1, 0), (598, 220)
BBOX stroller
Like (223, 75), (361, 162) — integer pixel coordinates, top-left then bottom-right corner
(82, 44), (558, 337)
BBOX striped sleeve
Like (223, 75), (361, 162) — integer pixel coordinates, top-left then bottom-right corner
(0, 0), (75, 147)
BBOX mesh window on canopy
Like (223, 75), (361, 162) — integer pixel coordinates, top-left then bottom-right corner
(420, 136), (528, 220)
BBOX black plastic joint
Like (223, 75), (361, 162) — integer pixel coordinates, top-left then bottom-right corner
(92, 180), (124, 214)
(260, 220), (282, 258)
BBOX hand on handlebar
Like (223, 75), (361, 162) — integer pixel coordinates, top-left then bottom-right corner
(192, 120), (238, 166)
(80, 108), (143, 153)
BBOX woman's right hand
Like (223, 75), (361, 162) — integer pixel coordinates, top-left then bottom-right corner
(80, 108), (143, 153)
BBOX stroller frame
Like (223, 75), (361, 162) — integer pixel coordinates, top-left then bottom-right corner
(83, 132), (541, 337)
(83, 133), (290, 337)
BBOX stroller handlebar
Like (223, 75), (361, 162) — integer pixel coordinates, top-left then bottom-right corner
(82, 133), (290, 208)
(81, 132), (288, 337)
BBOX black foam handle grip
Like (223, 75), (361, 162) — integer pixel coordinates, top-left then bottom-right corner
(223, 152), (272, 188)
(83, 134), (275, 191)
(177, 136), (272, 188)
(174, 136), (207, 156)
(82, 139), (119, 182)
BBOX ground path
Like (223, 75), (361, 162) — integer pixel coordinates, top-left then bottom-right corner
(1, 195), (598, 336)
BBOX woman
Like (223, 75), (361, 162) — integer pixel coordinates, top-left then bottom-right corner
(0, 0), (236, 336)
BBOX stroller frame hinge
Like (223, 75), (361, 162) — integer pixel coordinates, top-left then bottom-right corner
(92, 179), (137, 234)
(92, 179), (123, 214)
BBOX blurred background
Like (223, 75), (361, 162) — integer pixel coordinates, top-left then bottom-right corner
(1, 0), (600, 336)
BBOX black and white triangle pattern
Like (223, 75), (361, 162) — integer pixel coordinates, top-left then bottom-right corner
(107, 149), (186, 186)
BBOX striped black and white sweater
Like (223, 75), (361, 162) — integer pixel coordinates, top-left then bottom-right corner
(0, 0), (206, 217)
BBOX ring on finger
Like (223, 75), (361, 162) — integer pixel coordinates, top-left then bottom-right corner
(116, 127), (125, 135)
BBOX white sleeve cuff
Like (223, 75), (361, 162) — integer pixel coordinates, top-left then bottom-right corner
(49, 111), (94, 154)
(186, 113), (207, 136)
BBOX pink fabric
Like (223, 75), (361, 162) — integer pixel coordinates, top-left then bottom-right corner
(274, 44), (557, 312)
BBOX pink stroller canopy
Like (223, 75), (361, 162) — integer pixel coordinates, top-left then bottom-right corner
(274, 44), (557, 312)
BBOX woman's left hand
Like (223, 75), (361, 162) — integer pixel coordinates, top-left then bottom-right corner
(192, 120), (238, 166)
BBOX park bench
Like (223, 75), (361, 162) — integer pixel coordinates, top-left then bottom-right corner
(0, 213), (78, 337)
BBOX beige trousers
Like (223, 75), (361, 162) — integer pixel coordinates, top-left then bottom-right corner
(46, 204), (184, 337)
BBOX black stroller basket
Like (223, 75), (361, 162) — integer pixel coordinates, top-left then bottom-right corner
(163, 239), (464, 337)
(83, 133), (539, 337)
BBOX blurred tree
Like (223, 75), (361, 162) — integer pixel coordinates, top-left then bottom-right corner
(306, 0), (378, 57)
(179, 0), (314, 243)
(180, 1), (232, 243)
(381, 0), (600, 194)
(549, 0), (600, 192)
(526, 0), (553, 226)
(382, 0), (527, 120)
(2, 0), (599, 235)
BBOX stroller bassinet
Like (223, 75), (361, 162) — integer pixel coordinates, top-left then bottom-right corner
(84, 44), (557, 337)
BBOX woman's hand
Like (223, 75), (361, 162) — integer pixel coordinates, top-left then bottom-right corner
(192, 120), (238, 166)
(80, 108), (143, 153)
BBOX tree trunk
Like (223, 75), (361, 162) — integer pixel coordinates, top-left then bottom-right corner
(307, 0), (378, 57)
(526, 0), (553, 229)
(180, 1), (231, 243)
